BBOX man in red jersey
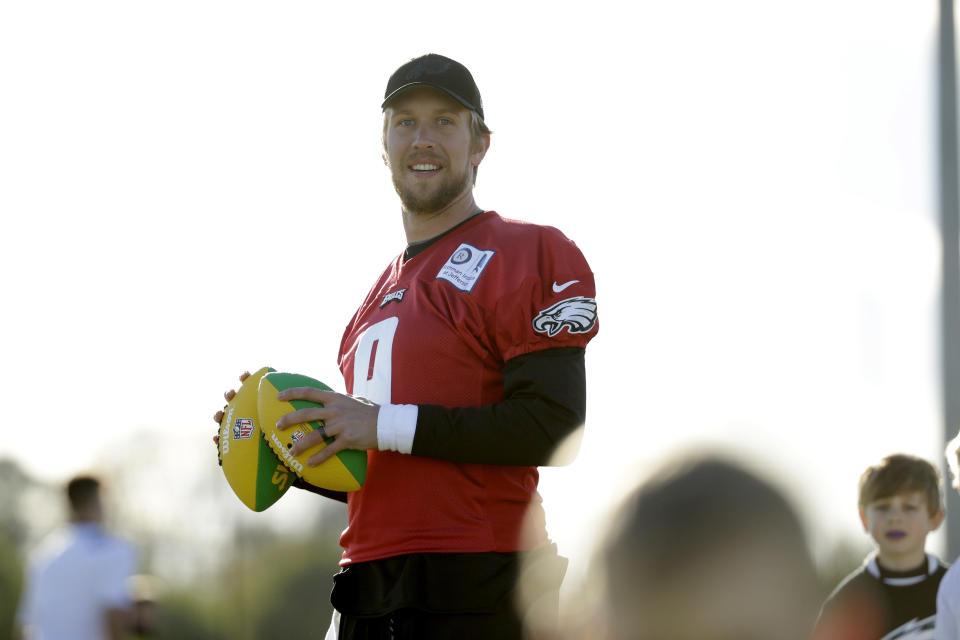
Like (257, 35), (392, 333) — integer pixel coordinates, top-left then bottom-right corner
(228, 54), (598, 639)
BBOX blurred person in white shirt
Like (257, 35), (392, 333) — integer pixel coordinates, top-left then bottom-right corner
(16, 475), (138, 640)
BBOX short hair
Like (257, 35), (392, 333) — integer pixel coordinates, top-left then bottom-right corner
(66, 475), (101, 512)
(595, 457), (818, 640)
(467, 110), (492, 183)
(858, 453), (942, 515)
(381, 107), (492, 184)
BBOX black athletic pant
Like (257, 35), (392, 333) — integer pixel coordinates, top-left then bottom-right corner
(331, 547), (566, 640)
(337, 602), (525, 640)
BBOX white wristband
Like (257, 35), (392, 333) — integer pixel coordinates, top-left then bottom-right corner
(377, 404), (418, 454)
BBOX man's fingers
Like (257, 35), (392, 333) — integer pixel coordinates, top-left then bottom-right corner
(276, 387), (340, 404)
(289, 427), (331, 457)
(211, 372), (250, 462)
(307, 439), (342, 467)
(276, 406), (333, 431)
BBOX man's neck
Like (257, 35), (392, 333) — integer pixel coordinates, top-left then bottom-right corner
(401, 192), (482, 244)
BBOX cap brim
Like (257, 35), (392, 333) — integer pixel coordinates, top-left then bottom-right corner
(381, 82), (482, 119)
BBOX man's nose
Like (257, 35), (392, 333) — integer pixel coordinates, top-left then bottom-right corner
(412, 124), (436, 149)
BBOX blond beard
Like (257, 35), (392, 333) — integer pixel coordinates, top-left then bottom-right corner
(393, 161), (473, 216)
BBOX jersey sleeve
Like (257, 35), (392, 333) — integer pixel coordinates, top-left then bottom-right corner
(491, 227), (598, 362)
(98, 540), (137, 608)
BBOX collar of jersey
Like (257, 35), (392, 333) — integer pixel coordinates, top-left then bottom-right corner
(865, 552), (938, 585)
(403, 210), (486, 262)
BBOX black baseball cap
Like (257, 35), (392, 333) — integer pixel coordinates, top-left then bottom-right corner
(382, 54), (484, 120)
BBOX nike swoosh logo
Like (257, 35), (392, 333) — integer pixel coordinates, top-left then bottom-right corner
(552, 279), (580, 293)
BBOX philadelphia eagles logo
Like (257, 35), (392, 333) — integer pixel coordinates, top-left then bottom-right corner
(380, 288), (408, 308)
(533, 296), (598, 337)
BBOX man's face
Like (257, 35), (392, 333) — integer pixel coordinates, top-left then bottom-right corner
(383, 87), (485, 216)
(859, 491), (942, 565)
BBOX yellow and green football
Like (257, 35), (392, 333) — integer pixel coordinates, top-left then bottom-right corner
(218, 367), (293, 512)
(258, 372), (367, 492)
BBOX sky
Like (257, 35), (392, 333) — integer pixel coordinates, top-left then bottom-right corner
(0, 0), (949, 590)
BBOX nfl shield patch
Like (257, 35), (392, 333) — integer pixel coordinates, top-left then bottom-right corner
(233, 418), (255, 440)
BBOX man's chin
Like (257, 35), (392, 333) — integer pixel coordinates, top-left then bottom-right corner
(396, 180), (470, 216)
(401, 198), (450, 216)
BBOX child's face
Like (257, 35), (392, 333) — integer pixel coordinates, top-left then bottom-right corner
(859, 491), (943, 568)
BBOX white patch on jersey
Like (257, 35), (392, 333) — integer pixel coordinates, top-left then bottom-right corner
(436, 243), (496, 292)
(881, 614), (935, 640)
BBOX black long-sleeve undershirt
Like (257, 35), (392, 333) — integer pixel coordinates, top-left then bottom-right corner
(295, 346), (586, 502)
(412, 346), (585, 465)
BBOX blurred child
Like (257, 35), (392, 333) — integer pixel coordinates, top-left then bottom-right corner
(935, 432), (960, 640)
(815, 454), (947, 640)
(572, 455), (819, 640)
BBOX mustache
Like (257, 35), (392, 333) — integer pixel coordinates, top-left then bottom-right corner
(405, 154), (445, 166)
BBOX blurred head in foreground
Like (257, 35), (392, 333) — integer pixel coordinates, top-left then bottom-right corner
(590, 456), (819, 640)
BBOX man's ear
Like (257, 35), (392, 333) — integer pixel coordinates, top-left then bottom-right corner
(859, 508), (869, 531)
(471, 133), (490, 167)
(931, 508), (945, 531)
(382, 151), (389, 167)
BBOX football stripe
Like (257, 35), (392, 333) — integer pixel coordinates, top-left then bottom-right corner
(255, 437), (289, 510)
(337, 437), (367, 483)
(258, 372), (366, 492)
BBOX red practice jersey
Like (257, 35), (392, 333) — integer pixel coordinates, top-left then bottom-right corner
(337, 211), (598, 564)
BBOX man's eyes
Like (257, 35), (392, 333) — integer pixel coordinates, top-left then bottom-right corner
(396, 117), (454, 127)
